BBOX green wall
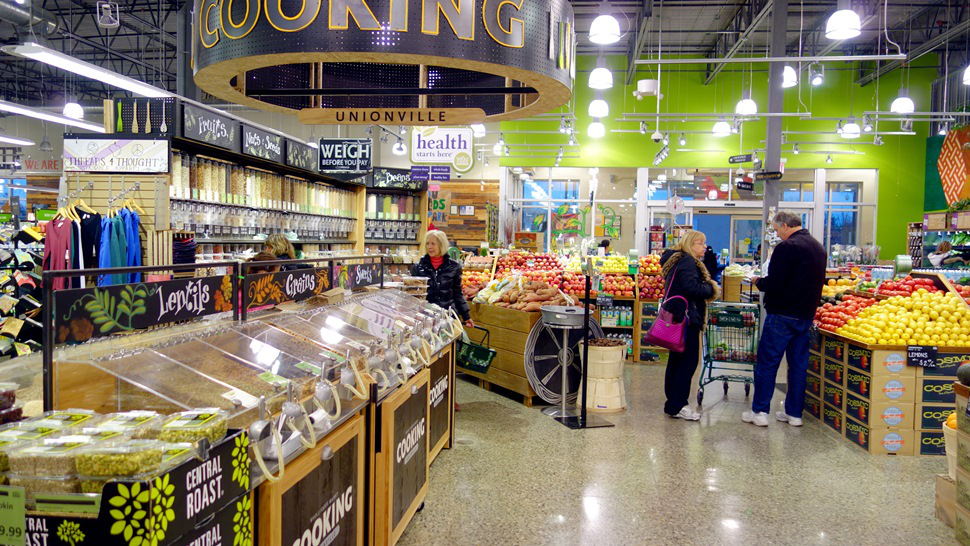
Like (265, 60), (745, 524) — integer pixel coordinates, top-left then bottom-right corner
(924, 135), (948, 212)
(501, 55), (936, 257)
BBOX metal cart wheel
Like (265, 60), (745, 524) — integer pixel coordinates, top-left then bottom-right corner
(723, 381), (729, 395)
(744, 384), (751, 397)
(697, 390), (704, 406)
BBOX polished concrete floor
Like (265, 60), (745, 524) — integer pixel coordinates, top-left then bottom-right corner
(400, 365), (953, 545)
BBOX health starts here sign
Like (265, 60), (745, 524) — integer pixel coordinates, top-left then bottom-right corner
(411, 127), (474, 174)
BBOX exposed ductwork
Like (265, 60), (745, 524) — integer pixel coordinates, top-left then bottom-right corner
(0, 0), (59, 37)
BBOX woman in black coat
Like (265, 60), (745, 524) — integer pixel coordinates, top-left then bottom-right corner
(411, 230), (473, 327)
(659, 230), (720, 421)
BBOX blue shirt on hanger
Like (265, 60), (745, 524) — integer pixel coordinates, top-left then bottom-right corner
(123, 209), (142, 283)
(97, 216), (112, 286)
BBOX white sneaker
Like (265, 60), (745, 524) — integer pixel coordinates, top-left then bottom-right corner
(776, 412), (803, 427)
(742, 411), (769, 427)
(673, 406), (701, 421)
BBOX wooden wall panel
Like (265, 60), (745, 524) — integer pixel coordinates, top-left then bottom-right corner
(427, 181), (498, 248)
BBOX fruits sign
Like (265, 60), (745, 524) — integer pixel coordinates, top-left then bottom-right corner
(907, 345), (939, 368)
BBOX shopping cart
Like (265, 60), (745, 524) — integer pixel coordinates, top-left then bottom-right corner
(697, 302), (760, 406)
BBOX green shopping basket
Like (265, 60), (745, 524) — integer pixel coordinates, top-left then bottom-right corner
(456, 325), (496, 374)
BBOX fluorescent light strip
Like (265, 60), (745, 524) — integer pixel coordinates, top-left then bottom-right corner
(3, 42), (173, 99)
(0, 133), (35, 146)
(0, 99), (105, 133)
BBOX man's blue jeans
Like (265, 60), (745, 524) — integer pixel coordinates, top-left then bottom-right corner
(752, 313), (813, 417)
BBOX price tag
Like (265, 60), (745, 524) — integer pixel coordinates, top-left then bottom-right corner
(907, 345), (938, 368)
(596, 293), (614, 307)
(0, 486), (25, 546)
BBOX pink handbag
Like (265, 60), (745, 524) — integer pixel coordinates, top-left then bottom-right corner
(643, 270), (688, 352)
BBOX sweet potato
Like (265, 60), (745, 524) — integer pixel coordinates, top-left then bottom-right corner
(523, 302), (543, 312)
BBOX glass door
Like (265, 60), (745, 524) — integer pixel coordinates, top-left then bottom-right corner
(731, 217), (762, 264)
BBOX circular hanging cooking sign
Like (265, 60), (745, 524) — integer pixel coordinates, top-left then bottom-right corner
(192, 0), (575, 124)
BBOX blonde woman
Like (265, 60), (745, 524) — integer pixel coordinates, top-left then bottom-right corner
(659, 230), (720, 420)
(264, 234), (309, 271)
(412, 230), (473, 328)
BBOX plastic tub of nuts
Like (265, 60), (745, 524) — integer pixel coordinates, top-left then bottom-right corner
(80, 442), (194, 494)
(0, 421), (63, 442)
(0, 438), (31, 472)
(8, 435), (99, 475)
(95, 411), (163, 439)
(8, 475), (81, 502)
(76, 440), (164, 477)
(158, 409), (228, 445)
(28, 409), (101, 430)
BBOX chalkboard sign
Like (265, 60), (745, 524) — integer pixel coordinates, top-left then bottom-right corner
(907, 345), (939, 368)
(392, 381), (428, 528)
(242, 124), (283, 163)
(334, 263), (382, 290)
(182, 104), (239, 151)
(369, 167), (426, 191)
(53, 275), (232, 343)
(245, 268), (331, 310)
(285, 139), (317, 172)
(280, 430), (358, 546)
(596, 293), (614, 307)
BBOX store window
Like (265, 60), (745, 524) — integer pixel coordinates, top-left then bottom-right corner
(825, 181), (862, 248)
(780, 182), (813, 202)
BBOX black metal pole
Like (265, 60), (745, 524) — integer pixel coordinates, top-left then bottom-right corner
(580, 258), (591, 427)
(42, 272), (53, 412)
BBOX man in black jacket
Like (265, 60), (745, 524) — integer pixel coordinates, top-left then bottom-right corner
(742, 211), (826, 428)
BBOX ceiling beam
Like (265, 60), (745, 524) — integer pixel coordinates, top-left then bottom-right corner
(857, 1), (970, 86)
(625, 1), (654, 85)
(703, 0), (773, 85)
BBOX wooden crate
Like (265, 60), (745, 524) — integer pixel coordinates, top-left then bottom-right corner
(466, 304), (541, 405)
(721, 276), (742, 302)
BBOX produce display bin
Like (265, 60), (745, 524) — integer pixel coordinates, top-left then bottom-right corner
(464, 303), (541, 406)
(810, 330), (967, 456)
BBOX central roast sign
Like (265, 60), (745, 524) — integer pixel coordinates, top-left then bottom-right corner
(192, 0), (575, 123)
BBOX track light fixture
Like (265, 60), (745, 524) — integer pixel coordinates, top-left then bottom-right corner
(810, 63), (824, 86)
(678, 134), (686, 146)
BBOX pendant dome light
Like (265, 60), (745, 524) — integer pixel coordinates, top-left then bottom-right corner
(589, 67), (613, 90)
(841, 120), (861, 139)
(782, 65), (798, 88)
(712, 119), (732, 137)
(890, 88), (915, 114)
(588, 99), (609, 118)
(588, 120), (606, 138)
(735, 90), (757, 116)
(588, 7), (621, 45)
(825, 0), (861, 40)
(62, 100), (83, 120)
